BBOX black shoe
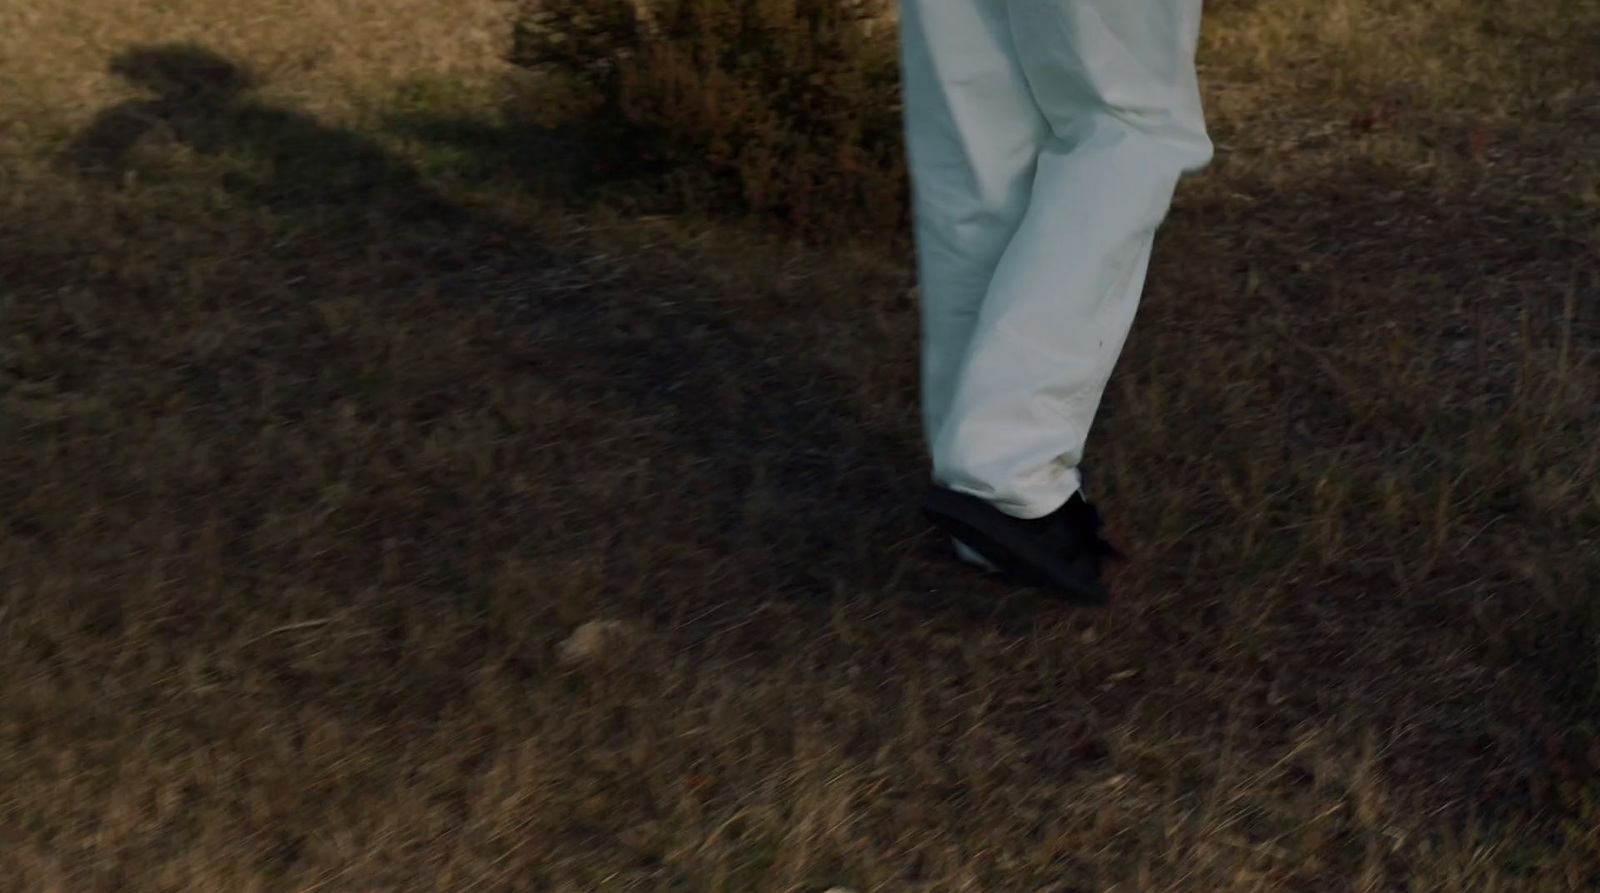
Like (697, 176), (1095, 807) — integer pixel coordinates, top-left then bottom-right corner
(920, 485), (1121, 603)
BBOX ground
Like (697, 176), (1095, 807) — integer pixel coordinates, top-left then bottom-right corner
(1, 0), (1598, 891)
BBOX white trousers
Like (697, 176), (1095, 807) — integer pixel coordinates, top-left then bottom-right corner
(901, 0), (1212, 520)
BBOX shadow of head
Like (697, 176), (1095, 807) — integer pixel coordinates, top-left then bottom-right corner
(109, 44), (255, 99)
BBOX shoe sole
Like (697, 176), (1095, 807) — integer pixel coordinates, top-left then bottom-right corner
(953, 536), (1000, 572)
(921, 487), (1109, 604)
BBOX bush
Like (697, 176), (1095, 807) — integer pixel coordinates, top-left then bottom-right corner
(509, 0), (908, 240)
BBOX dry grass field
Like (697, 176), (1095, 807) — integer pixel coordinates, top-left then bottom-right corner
(2, 0), (1599, 890)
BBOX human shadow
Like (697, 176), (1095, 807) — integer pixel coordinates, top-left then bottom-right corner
(57, 42), (1018, 633)
(64, 44), (457, 226)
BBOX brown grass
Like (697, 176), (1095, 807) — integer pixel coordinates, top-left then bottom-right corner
(2, 0), (1599, 890)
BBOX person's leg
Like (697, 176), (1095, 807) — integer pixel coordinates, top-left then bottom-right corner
(898, 0), (1048, 456)
(930, 0), (1212, 521)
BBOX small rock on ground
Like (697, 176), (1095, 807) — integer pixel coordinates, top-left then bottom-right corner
(556, 620), (637, 666)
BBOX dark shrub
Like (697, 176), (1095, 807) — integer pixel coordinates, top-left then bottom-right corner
(509, 0), (908, 240)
